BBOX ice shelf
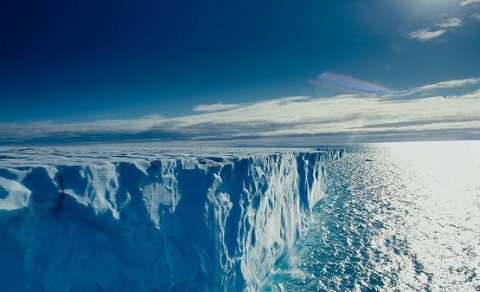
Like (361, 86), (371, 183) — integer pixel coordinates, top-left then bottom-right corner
(0, 144), (344, 291)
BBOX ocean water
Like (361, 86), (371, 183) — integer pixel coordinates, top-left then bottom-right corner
(263, 141), (480, 291)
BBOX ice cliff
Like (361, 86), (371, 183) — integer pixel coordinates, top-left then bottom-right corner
(0, 145), (344, 291)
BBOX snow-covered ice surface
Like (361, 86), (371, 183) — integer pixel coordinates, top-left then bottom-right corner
(0, 143), (344, 291)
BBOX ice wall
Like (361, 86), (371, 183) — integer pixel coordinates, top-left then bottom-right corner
(0, 146), (344, 291)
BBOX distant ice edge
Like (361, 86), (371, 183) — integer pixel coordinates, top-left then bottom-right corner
(0, 149), (344, 291)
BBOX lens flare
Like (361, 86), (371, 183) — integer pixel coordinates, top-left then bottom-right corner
(311, 72), (393, 97)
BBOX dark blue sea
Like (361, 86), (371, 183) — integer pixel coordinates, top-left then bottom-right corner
(263, 141), (480, 291)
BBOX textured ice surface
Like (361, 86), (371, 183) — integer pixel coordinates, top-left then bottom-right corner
(0, 144), (344, 291)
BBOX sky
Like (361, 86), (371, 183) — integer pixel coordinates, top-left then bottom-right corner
(0, 0), (479, 144)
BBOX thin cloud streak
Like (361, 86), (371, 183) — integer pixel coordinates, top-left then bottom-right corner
(414, 78), (480, 91)
(461, 0), (480, 6)
(409, 29), (446, 41)
(436, 18), (463, 28)
(390, 78), (480, 98)
(193, 103), (242, 112)
(0, 79), (479, 144)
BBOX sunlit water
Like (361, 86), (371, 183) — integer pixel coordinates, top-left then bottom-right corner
(263, 141), (480, 291)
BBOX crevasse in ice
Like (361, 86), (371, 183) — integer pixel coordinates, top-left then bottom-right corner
(0, 146), (344, 291)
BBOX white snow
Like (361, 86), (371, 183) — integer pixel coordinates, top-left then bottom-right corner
(0, 143), (344, 291)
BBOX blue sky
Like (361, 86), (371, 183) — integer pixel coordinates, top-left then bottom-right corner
(0, 0), (479, 143)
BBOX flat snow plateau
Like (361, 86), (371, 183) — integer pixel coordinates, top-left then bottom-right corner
(0, 143), (344, 291)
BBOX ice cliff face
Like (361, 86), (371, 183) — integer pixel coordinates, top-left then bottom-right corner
(0, 145), (344, 291)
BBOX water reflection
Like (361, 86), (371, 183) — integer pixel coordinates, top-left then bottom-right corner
(263, 141), (480, 291)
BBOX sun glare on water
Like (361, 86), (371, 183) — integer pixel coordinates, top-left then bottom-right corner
(264, 141), (480, 291)
(386, 141), (480, 289)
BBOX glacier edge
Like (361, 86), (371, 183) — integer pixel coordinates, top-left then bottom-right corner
(0, 148), (344, 291)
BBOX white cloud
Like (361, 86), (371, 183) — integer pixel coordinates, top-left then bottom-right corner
(409, 29), (446, 41)
(436, 17), (462, 28)
(0, 79), (479, 143)
(461, 0), (480, 6)
(408, 17), (464, 44)
(472, 13), (480, 20)
(193, 102), (241, 112)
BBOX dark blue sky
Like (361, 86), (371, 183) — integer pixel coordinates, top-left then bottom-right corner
(1, 0), (479, 123)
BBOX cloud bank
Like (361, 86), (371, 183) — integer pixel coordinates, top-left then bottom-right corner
(0, 78), (479, 144)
